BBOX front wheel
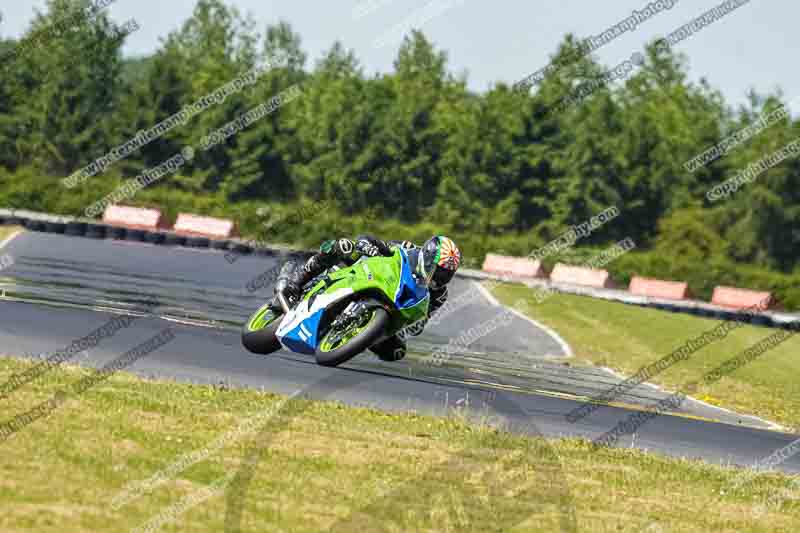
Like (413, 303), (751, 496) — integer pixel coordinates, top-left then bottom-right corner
(315, 305), (389, 367)
(241, 304), (284, 355)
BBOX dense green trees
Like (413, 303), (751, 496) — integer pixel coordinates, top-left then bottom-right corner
(0, 0), (798, 289)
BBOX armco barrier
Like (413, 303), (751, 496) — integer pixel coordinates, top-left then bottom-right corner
(102, 205), (162, 231)
(550, 263), (614, 289)
(629, 276), (690, 301)
(712, 286), (775, 311)
(173, 214), (236, 239)
(482, 253), (547, 279)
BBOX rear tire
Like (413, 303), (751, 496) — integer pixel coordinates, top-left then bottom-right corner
(65, 221), (87, 236)
(144, 231), (166, 244)
(187, 236), (210, 248)
(125, 229), (145, 241)
(45, 221), (66, 234)
(315, 306), (389, 367)
(241, 304), (284, 355)
(164, 234), (186, 246)
(25, 219), (45, 232)
(87, 224), (108, 239)
(107, 226), (127, 240)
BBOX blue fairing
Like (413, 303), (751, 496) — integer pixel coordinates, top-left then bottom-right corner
(281, 308), (323, 355)
(395, 248), (429, 309)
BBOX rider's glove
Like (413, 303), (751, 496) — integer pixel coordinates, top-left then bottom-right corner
(321, 238), (357, 259)
(355, 238), (381, 257)
(334, 238), (356, 258)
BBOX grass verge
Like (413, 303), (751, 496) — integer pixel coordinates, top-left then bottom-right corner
(0, 225), (21, 243)
(492, 283), (800, 430)
(0, 356), (798, 532)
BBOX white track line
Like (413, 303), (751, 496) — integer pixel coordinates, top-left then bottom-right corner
(471, 280), (574, 357)
(473, 279), (784, 430)
(473, 280), (501, 307)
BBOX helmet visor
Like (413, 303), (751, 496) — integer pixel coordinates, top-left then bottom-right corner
(416, 244), (438, 287)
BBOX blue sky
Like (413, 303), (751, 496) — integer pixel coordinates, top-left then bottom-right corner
(2, 0), (798, 110)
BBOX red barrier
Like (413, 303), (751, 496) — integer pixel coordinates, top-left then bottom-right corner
(173, 213), (236, 239)
(102, 205), (162, 230)
(550, 263), (614, 288)
(711, 286), (775, 310)
(629, 276), (690, 300)
(482, 254), (547, 279)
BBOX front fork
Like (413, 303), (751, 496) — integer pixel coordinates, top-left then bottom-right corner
(329, 300), (369, 332)
(326, 299), (389, 345)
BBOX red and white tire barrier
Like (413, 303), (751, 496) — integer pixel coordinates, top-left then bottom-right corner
(481, 254), (547, 279)
(629, 276), (690, 300)
(173, 213), (236, 239)
(550, 263), (614, 289)
(712, 286), (775, 311)
(102, 205), (162, 230)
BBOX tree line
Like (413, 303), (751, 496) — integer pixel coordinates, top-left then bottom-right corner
(1, 0), (798, 304)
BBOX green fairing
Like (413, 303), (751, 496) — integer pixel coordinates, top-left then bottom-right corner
(305, 248), (429, 334)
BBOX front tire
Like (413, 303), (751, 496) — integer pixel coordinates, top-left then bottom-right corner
(315, 306), (389, 367)
(241, 304), (284, 355)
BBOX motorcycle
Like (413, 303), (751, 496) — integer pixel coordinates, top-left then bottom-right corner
(241, 247), (429, 367)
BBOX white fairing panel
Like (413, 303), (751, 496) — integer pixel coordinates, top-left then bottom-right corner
(275, 287), (354, 351)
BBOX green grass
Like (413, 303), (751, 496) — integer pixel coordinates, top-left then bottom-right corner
(492, 283), (800, 430)
(0, 356), (799, 532)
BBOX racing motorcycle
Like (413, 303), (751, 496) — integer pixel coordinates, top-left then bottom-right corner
(241, 247), (429, 367)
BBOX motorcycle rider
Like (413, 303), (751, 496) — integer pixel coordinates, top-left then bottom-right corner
(272, 235), (461, 361)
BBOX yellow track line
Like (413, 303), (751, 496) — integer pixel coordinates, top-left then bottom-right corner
(432, 376), (780, 431)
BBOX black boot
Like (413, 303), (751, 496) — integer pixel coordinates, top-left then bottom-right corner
(269, 261), (301, 312)
(270, 256), (326, 311)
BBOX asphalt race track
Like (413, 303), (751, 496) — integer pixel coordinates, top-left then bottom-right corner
(1, 231), (799, 474)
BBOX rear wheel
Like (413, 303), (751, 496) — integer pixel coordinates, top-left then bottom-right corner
(315, 304), (389, 367)
(145, 231), (166, 244)
(241, 304), (284, 355)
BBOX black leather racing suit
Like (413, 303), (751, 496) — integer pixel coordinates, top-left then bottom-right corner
(281, 235), (448, 361)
